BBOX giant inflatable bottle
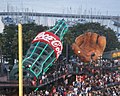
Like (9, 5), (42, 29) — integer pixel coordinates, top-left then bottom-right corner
(10, 19), (68, 80)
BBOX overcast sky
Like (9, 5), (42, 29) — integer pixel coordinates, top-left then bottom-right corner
(0, 0), (120, 32)
(0, 0), (120, 15)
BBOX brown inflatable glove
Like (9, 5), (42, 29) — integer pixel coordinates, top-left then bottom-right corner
(72, 32), (106, 62)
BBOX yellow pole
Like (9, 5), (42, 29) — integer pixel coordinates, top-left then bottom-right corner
(18, 24), (23, 96)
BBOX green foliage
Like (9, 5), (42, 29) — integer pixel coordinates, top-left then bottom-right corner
(2, 25), (17, 64)
(64, 22), (120, 52)
(1, 23), (48, 65)
(1, 22), (120, 65)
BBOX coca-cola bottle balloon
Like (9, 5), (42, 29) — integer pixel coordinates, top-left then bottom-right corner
(10, 19), (68, 80)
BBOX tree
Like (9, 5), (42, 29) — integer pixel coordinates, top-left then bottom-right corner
(2, 25), (17, 65)
(64, 22), (120, 52)
(0, 33), (3, 74)
(2, 23), (48, 65)
(1, 22), (120, 65)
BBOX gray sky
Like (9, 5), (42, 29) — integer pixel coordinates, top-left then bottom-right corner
(0, 0), (120, 15)
(0, 0), (120, 33)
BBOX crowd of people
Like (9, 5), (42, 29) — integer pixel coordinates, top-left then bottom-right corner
(25, 56), (120, 96)
(92, 86), (120, 96)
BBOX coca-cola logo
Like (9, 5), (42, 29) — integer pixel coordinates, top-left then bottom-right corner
(51, 40), (63, 58)
(33, 32), (56, 43)
(32, 32), (63, 59)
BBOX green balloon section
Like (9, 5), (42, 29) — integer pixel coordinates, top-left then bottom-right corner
(9, 19), (68, 80)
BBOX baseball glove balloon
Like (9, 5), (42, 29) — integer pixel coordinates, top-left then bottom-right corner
(72, 32), (106, 62)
